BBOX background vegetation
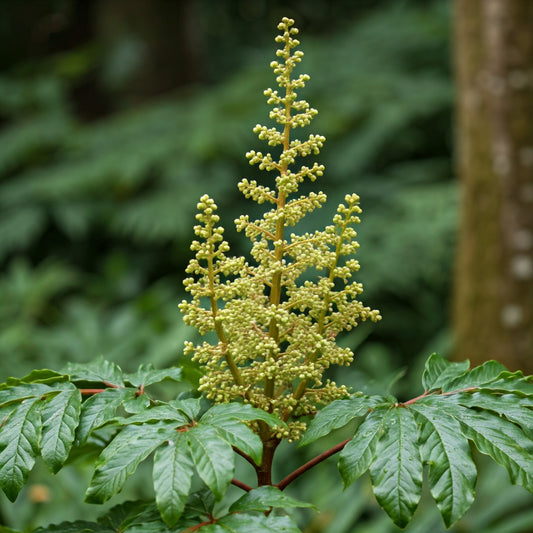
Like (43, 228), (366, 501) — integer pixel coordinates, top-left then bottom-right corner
(0, 0), (530, 531)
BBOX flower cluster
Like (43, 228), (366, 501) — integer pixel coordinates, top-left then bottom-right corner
(180, 17), (381, 441)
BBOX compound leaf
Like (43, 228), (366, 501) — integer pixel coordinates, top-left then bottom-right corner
(338, 405), (390, 487)
(113, 404), (190, 427)
(153, 436), (194, 527)
(229, 486), (314, 513)
(301, 394), (386, 446)
(442, 360), (507, 391)
(186, 424), (234, 500)
(33, 522), (110, 532)
(200, 402), (285, 429)
(410, 402), (476, 527)
(209, 419), (263, 465)
(422, 353), (469, 392)
(125, 364), (183, 388)
(85, 423), (176, 504)
(208, 513), (301, 533)
(64, 358), (124, 387)
(432, 399), (533, 491)
(0, 399), (42, 501)
(41, 387), (82, 473)
(453, 392), (533, 436)
(76, 388), (136, 444)
(369, 407), (423, 528)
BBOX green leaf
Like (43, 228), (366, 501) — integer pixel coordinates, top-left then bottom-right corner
(33, 522), (110, 532)
(200, 402), (285, 428)
(300, 394), (386, 446)
(98, 501), (170, 532)
(0, 399), (42, 501)
(0, 369), (69, 388)
(85, 423), (176, 503)
(154, 436), (195, 526)
(0, 383), (55, 408)
(0, 526), (23, 533)
(210, 419), (263, 465)
(181, 489), (216, 519)
(122, 393), (151, 414)
(443, 360), (507, 391)
(422, 353), (469, 392)
(169, 398), (202, 422)
(64, 357), (124, 387)
(211, 513), (302, 533)
(409, 402), (477, 527)
(478, 370), (533, 397)
(41, 387), (82, 473)
(338, 405), (389, 487)
(369, 407), (423, 528)
(229, 486), (314, 513)
(433, 399), (533, 491)
(114, 404), (190, 426)
(186, 425), (234, 500)
(125, 364), (183, 387)
(453, 392), (533, 436)
(76, 388), (135, 444)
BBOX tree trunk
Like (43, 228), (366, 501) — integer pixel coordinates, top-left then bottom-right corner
(453, 0), (533, 372)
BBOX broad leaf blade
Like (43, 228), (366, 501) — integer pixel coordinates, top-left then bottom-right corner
(76, 388), (135, 444)
(0, 383), (54, 408)
(369, 407), (423, 528)
(434, 399), (533, 491)
(113, 404), (190, 427)
(210, 419), (263, 465)
(41, 388), (82, 473)
(125, 364), (183, 387)
(85, 423), (176, 503)
(454, 392), (533, 436)
(410, 402), (477, 527)
(1, 369), (69, 388)
(200, 402), (285, 428)
(0, 399), (42, 501)
(478, 371), (533, 397)
(210, 513), (302, 533)
(64, 357), (124, 387)
(338, 405), (389, 487)
(154, 436), (195, 527)
(229, 486), (314, 512)
(443, 360), (507, 391)
(169, 398), (202, 422)
(186, 425), (234, 500)
(422, 353), (469, 391)
(33, 521), (110, 532)
(301, 394), (386, 446)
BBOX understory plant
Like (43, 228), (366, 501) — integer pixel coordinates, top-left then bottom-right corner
(1, 17), (533, 533)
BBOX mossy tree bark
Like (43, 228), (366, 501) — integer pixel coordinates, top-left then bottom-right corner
(453, 0), (533, 372)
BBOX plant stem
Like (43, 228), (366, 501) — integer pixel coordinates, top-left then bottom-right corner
(255, 437), (280, 486)
(276, 439), (350, 491)
(231, 478), (253, 492)
(265, 64), (293, 401)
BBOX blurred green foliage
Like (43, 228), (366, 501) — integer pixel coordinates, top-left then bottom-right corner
(1, 0), (530, 531)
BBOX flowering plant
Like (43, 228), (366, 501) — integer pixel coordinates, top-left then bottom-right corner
(1, 17), (533, 533)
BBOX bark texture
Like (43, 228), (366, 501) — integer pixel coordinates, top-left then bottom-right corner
(454, 0), (533, 372)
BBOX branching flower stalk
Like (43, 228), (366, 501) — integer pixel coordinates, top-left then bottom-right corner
(180, 17), (381, 484)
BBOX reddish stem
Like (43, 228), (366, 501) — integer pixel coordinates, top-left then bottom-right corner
(183, 514), (216, 532)
(231, 478), (253, 492)
(401, 386), (478, 406)
(232, 446), (257, 467)
(276, 439), (350, 491)
(79, 388), (106, 395)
